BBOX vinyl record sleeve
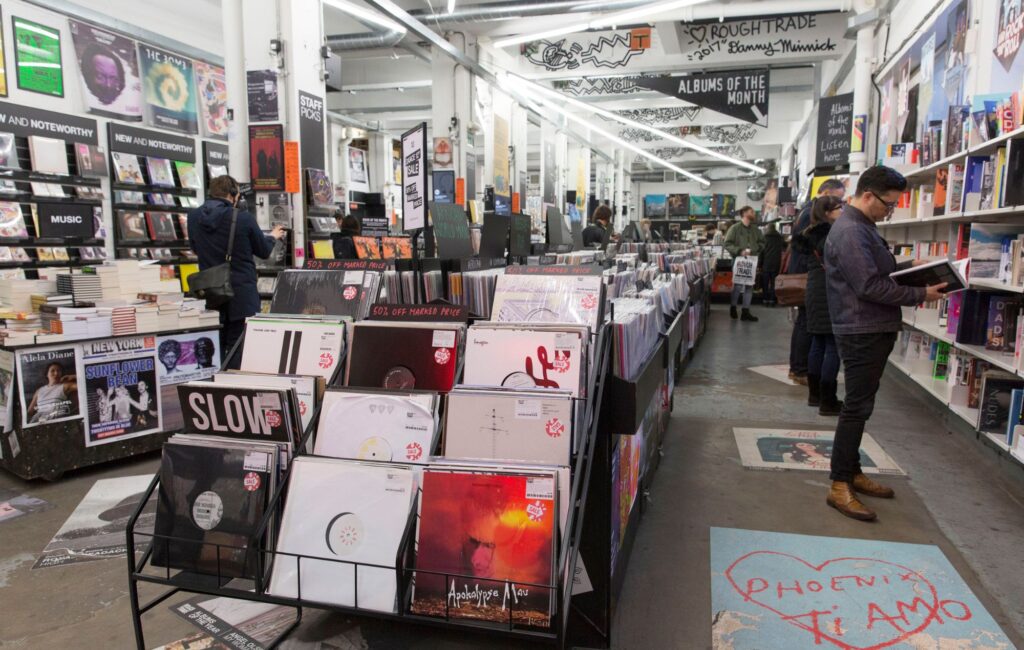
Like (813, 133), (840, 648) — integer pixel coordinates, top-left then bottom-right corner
(117, 210), (149, 240)
(112, 152), (145, 184)
(0, 133), (20, 169)
(269, 270), (378, 319)
(346, 323), (462, 392)
(28, 136), (69, 175)
(213, 372), (319, 436)
(443, 389), (573, 466)
(147, 212), (178, 240)
(146, 157), (176, 187)
(314, 388), (438, 463)
(177, 383), (297, 446)
(152, 439), (276, 578)
(268, 457), (416, 612)
(491, 274), (602, 331)
(240, 318), (347, 382)
(174, 161), (202, 189)
(463, 326), (586, 397)
(0, 202), (28, 238)
(412, 469), (555, 627)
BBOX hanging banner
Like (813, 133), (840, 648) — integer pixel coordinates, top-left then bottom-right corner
(108, 123), (195, 162)
(246, 70), (278, 122)
(68, 20), (143, 122)
(0, 102), (98, 144)
(81, 336), (161, 447)
(677, 13), (845, 66)
(13, 16), (63, 97)
(815, 93), (854, 169)
(298, 90), (325, 170)
(401, 122), (427, 231)
(634, 69), (769, 126)
(249, 124), (285, 191)
(194, 61), (228, 140)
(138, 43), (198, 134)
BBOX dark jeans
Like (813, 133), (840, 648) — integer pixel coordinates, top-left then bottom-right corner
(761, 271), (778, 303)
(808, 333), (840, 382)
(789, 307), (810, 375)
(219, 314), (246, 364)
(830, 332), (897, 482)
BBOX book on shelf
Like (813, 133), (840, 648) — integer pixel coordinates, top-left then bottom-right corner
(955, 291), (992, 346)
(1008, 389), (1024, 447)
(985, 296), (1019, 352)
(954, 223), (971, 260)
(932, 341), (951, 380)
(946, 163), (965, 214)
(992, 147), (1007, 210)
(978, 370), (1024, 435)
(890, 258), (967, 292)
(969, 225), (1021, 279)
(961, 156), (987, 213)
(1003, 139), (1024, 208)
(933, 167), (948, 216)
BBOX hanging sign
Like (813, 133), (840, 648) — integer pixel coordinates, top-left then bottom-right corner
(283, 141), (300, 194)
(203, 141), (229, 168)
(298, 90), (325, 170)
(677, 13), (845, 66)
(35, 203), (95, 239)
(401, 122), (427, 231)
(634, 69), (769, 126)
(0, 102), (98, 144)
(108, 123), (195, 162)
(815, 93), (854, 168)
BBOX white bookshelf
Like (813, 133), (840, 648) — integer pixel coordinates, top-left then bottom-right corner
(901, 125), (1024, 184)
(877, 206), (1024, 230)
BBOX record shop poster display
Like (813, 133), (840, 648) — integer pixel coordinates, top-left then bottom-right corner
(33, 474), (156, 569)
(12, 16), (63, 97)
(246, 69), (279, 122)
(69, 19), (143, 122)
(0, 349), (15, 432)
(82, 336), (162, 447)
(16, 345), (83, 429)
(139, 43), (198, 134)
(194, 61), (228, 140)
(156, 331), (220, 386)
(249, 124), (285, 191)
(412, 469), (556, 626)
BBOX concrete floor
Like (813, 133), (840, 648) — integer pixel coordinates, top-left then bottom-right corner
(1, 305), (1022, 649)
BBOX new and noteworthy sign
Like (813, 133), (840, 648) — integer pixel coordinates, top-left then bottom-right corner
(108, 123), (195, 162)
(634, 69), (769, 126)
(0, 102), (98, 144)
(816, 93), (854, 168)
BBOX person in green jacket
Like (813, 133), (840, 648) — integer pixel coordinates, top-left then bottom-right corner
(724, 206), (766, 321)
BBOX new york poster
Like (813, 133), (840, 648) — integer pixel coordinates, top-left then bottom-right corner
(412, 470), (556, 627)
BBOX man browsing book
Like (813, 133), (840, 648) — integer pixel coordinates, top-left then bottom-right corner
(823, 166), (946, 522)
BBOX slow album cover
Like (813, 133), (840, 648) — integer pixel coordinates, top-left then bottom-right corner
(412, 469), (555, 627)
(443, 388), (573, 466)
(213, 371), (319, 436)
(346, 323), (462, 392)
(240, 317), (346, 382)
(152, 438), (276, 578)
(112, 152), (145, 184)
(491, 273), (603, 331)
(268, 270), (377, 319)
(463, 325), (586, 397)
(117, 211), (149, 240)
(268, 457), (416, 612)
(314, 388), (438, 463)
(0, 202), (28, 238)
(177, 382), (297, 445)
(147, 157), (176, 187)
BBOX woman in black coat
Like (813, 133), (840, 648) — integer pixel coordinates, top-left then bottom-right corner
(760, 223), (785, 305)
(791, 195), (844, 415)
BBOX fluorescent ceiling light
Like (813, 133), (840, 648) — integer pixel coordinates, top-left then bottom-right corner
(323, 0), (406, 34)
(344, 80), (432, 91)
(493, 0), (712, 49)
(447, 0), (456, 13)
(509, 72), (766, 175)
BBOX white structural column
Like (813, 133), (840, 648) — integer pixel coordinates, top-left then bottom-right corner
(221, 0), (248, 181)
(849, 0), (875, 173)
(614, 149), (626, 230)
(431, 32), (473, 191)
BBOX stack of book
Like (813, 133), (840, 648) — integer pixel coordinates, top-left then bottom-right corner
(134, 303), (159, 333)
(111, 305), (137, 336)
(56, 273), (104, 303)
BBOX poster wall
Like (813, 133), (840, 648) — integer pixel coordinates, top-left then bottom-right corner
(68, 20), (143, 122)
(249, 124), (285, 191)
(16, 346), (82, 429)
(194, 61), (228, 140)
(13, 16), (64, 97)
(81, 336), (161, 447)
(139, 43), (198, 134)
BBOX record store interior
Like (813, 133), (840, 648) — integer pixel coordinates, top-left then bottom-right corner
(2, 0), (1024, 648)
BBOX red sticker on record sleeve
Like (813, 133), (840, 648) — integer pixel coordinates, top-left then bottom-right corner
(343, 286), (358, 300)
(526, 499), (547, 522)
(299, 401), (308, 416)
(581, 293), (597, 310)
(243, 472), (261, 491)
(265, 410), (281, 427)
(405, 442), (423, 461)
(319, 352), (334, 369)
(434, 348), (451, 365)
(545, 417), (565, 438)
(552, 350), (571, 373)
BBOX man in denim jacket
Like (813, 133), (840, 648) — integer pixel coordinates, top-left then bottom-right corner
(823, 166), (946, 521)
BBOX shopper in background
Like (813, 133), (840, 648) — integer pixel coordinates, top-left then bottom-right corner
(786, 178), (847, 385)
(724, 206), (765, 321)
(792, 195), (844, 415)
(188, 175), (285, 353)
(760, 223), (784, 306)
(712, 222), (726, 246)
(823, 166), (946, 521)
(582, 204), (613, 246)
(331, 212), (361, 259)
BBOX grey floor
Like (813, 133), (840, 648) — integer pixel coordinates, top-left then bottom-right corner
(2, 305), (1023, 649)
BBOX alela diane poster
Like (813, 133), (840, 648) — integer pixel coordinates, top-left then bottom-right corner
(68, 20), (144, 122)
(139, 43), (198, 135)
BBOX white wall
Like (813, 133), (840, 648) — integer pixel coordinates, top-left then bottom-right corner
(71, 0), (223, 57)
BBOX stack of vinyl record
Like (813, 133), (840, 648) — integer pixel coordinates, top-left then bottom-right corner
(269, 269), (382, 321)
(345, 321), (464, 392)
(608, 297), (662, 381)
(447, 268), (503, 318)
(462, 323), (588, 398)
(314, 387), (439, 463)
(240, 316), (348, 382)
(491, 272), (603, 331)
(212, 370), (324, 441)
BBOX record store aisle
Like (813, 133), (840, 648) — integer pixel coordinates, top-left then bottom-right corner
(2, 307), (1024, 649)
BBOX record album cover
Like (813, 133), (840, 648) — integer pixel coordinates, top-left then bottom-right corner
(69, 19), (144, 122)
(177, 383), (296, 445)
(412, 469), (555, 627)
(346, 323), (461, 392)
(146, 157), (176, 187)
(443, 389), (573, 466)
(213, 371), (319, 436)
(268, 270), (377, 319)
(139, 43), (198, 134)
(147, 212), (178, 240)
(306, 168), (333, 208)
(240, 318), (346, 382)
(315, 388), (437, 463)
(28, 136), (69, 175)
(75, 143), (108, 177)
(152, 439), (275, 578)
(0, 202), (28, 238)
(194, 61), (228, 140)
(268, 458), (416, 612)
(463, 326), (586, 397)
(174, 161), (202, 189)
(0, 133), (20, 169)
(112, 152), (145, 184)
(491, 274), (603, 331)
(382, 236), (413, 259)
(118, 210), (148, 240)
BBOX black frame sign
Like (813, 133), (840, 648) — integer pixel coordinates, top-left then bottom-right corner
(634, 69), (769, 126)
(815, 92), (854, 169)
(0, 101), (98, 144)
(298, 90), (325, 170)
(401, 122), (427, 231)
(108, 123), (196, 162)
(36, 202), (95, 239)
(203, 141), (229, 168)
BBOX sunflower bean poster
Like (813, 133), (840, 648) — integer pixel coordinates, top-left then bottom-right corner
(138, 44), (197, 134)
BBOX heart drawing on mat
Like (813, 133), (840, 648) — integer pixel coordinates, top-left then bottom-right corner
(724, 551), (974, 650)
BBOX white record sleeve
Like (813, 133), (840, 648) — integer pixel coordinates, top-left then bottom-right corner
(463, 326), (585, 397)
(240, 318), (346, 382)
(490, 274), (602, 330)
(314, 390), (437, 463)
(268, 458), (416, 612)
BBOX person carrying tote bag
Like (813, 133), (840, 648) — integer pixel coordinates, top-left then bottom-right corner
(187, 175), (286, 353)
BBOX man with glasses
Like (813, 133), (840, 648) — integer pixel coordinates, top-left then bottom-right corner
(823, 166), (946, 521)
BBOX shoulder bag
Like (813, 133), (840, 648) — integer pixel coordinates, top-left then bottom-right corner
(188, 208), (237, 309)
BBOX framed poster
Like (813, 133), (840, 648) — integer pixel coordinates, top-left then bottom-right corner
(348, 147), (368, 184)
(194, 61), (228, 140)
(246, 69), (278, 122)
(249, 124), (285, 191)
(139, 43), (198, 134)
(12, 16), (63, 97)
(68, 19), (142, 121)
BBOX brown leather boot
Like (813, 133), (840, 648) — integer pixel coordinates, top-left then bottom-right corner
(827, 481), (877, 521)
(852, 473), (895, 498)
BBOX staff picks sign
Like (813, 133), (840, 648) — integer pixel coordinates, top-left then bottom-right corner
(634, 69), (768, 126)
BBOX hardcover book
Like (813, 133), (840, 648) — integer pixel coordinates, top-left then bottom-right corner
(968, 225), (1021, 279)
(890, 258), (967, 292)
(346, 322), (462, 392)
(978, 370), (1024, 435)
(954, 291), (992, 346)
(411, 469), (555, 627)
(986, 297), (1020, 352)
